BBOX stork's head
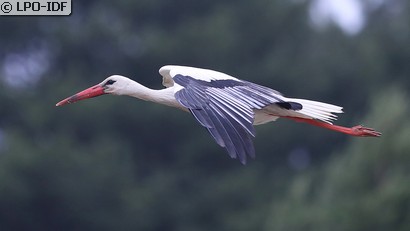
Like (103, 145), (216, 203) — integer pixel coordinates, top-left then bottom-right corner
(56, 75), (132, 106)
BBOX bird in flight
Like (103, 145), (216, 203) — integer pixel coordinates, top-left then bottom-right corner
(56, 65), (381, 164)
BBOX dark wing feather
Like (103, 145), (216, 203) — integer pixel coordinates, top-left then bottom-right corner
(173, 74), (283, 164)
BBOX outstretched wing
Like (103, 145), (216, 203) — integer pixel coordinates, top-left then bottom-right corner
(172, 73), (285, 164)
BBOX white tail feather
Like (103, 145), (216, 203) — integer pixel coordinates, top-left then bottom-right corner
(287, 98), (343, 124)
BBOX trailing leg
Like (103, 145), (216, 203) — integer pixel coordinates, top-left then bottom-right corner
(284, 116), (381, 137)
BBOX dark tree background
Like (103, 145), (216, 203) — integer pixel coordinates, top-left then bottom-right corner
(0, 0), (409, 230)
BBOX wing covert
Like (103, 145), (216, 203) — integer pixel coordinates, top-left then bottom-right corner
(173, 74), (285, 164)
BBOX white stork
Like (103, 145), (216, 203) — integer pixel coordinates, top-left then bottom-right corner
(56, 65), (381, 164)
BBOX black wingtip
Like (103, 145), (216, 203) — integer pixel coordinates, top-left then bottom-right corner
(276, 102), (303, 110)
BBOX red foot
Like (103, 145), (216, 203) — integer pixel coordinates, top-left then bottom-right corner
(350, 125), (382, 137)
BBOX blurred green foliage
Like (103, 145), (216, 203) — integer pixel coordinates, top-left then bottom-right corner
(0, 0), (409, 230)
(266, 87), (410, 231)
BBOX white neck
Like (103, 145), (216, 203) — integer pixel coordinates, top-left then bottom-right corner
(123, 80), (183, 109)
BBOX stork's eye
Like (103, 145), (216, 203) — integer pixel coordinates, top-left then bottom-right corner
(105, 79), (116, 86)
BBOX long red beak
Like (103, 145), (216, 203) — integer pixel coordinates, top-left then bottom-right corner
(56, 84), (106, 106)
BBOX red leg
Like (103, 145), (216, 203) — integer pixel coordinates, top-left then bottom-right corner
(284, 117), (381, 137)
